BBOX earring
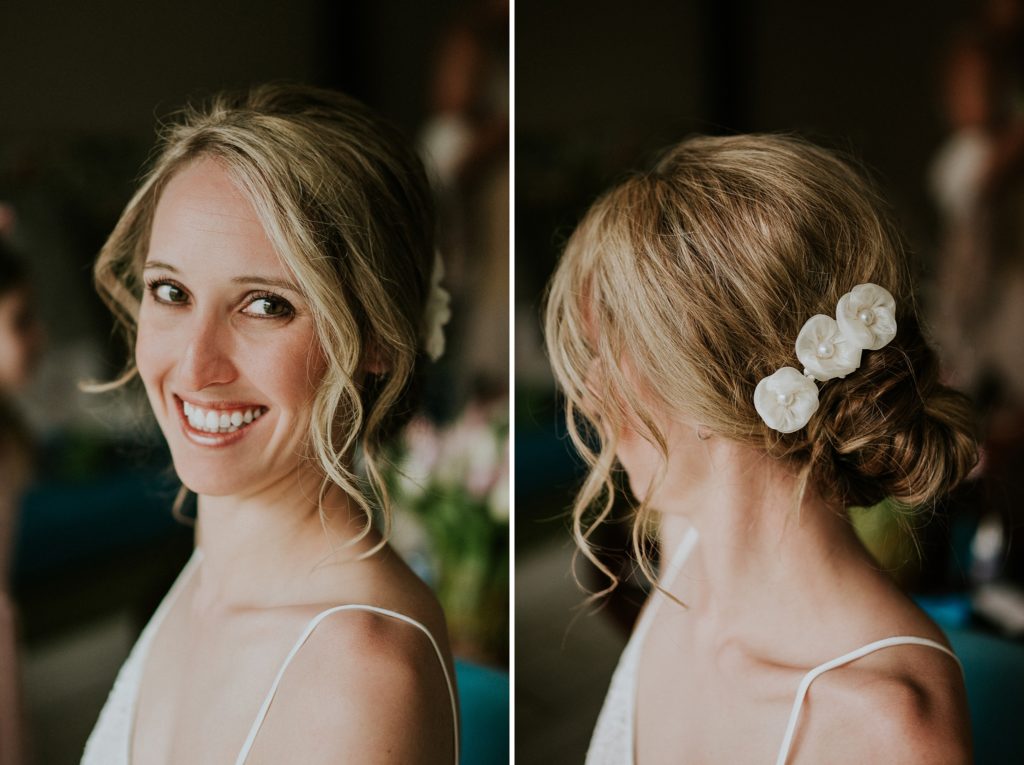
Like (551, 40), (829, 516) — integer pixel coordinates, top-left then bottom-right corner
(696, 425), (712, 441)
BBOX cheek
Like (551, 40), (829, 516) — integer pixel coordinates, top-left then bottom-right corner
(134, 305), (190, 426)
(134, 309), (169, 387)
(259, 330), (328, 413)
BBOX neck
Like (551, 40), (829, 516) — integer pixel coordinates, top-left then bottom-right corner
(192, 469), (375, 611)
(652, 439), (880, 639)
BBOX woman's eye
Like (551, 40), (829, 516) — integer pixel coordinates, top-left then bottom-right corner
(151, 282), (188, 304)
(243, 295), (294, 318)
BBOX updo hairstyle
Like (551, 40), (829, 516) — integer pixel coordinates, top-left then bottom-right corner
(545, 134), (978, 590)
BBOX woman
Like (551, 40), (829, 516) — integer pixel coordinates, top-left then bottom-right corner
(0, 236), (42, 765)
(545, 135), (977, 764)
(82, 84), (458, 764)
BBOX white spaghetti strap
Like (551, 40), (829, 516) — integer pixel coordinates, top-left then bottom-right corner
(233, 604), (459, 765)
(124, 549), (205, 763)
(773, 636), (963, 765)
(662, 527), (700, 589)
(631, 527), (700, 647)
(623, 527), (700, 761)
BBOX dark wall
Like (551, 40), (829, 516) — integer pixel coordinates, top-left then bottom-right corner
(516, 0), (971, 272)
(0, 0), (464, 138)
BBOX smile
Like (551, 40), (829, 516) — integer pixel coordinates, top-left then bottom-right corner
(174, 396), (268, 446)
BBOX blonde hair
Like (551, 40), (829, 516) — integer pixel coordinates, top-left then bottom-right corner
(93, 83), (436, 551)
(545, 134), (978, 593)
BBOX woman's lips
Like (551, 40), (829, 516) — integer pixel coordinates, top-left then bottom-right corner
(174, 395), (267, 447)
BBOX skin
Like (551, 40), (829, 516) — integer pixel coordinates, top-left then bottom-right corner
(131, 157), (455, 764)
(617, 415), (971, 764)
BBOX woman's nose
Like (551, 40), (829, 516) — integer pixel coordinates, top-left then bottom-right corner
(176, 311), (238, 390)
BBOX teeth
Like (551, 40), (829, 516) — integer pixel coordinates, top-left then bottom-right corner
(181, 400), (265, 434)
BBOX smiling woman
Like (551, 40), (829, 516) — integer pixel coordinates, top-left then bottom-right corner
(80, 84), (458, 765)
(136, 159), (328, 494)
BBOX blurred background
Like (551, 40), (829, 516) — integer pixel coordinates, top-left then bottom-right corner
(0, 2), (508, 763)
(515, 1), (1024, 763)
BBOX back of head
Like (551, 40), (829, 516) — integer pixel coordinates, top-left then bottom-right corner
(546, 134), (978, 584)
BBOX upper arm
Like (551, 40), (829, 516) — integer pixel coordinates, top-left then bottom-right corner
(258, 610), (457, 765)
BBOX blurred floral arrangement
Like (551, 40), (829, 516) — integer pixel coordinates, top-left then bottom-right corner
(386, 397), (508, 664)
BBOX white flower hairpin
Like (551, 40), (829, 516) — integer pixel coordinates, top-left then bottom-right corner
(423, 250), (452, 362)
(753, 283), (897, 434)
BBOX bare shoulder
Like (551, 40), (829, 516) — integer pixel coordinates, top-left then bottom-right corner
(795, 641), (971, 765)
(255, 603), (456, 765)
(302, 604), (454, 707)
(307, 602), (453, 691)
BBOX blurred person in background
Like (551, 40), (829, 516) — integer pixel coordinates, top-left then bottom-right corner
(931, 0), (1024, 587)
(81, 84), (458, 764)
(420, 0), (509, 409)
(546, 135), (977, 764)
(0, 212), (44, 765)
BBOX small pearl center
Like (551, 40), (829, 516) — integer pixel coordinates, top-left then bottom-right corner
(858, 308), (875, 325)
(816, 342), (834, 359)
(776, 391), (793, 406)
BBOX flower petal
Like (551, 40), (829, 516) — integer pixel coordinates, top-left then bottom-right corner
(795, 315), (863, 380)
(753, 367), (819, 433)
(423, 251), (451, 361)
(836, 283), (897, 351)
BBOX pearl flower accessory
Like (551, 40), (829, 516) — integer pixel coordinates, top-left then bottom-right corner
(794, 315), (862, 381)
(754, 367), (820, 434)
(754, 283), (897, 433)
(836, 283), (897, 351)
(423, 251), (452, 362)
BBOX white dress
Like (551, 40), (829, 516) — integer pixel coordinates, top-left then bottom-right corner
(81, 549), (459, 764)
(586, 527), (964, 765)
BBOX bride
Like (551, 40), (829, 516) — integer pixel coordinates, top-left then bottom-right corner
(545, 135), (976, 764)
(82, 84), (457, 764)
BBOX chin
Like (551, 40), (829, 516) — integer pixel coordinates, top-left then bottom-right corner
(625, 467), (660, 506)
(617, 441), (656, 494)
(166, 446), (270, 497)
(157, 403), (294, 498)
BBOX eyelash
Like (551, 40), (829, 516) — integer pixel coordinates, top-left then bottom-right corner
(245, 290), (295, 319)
(144, 278), (296, 320)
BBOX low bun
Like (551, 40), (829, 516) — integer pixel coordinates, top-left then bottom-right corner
(807, 317), (978, 509)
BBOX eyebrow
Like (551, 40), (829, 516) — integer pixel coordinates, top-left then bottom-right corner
(143, 261), (302, 294)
